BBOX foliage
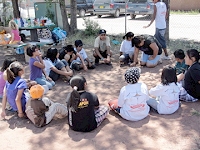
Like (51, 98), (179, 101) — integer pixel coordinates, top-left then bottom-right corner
(82, 18), (101, 36)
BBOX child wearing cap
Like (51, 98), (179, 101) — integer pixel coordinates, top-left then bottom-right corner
(59, 45), (86, 71)
(93, 29), (112, 65)
(73, 40), (95, 70)
(25, 84), (68, 127)
(119, 32), (135, 66)
(108, 67), (150, 121)
(147, 66), (180, 114)
(67, 75), (109, 132)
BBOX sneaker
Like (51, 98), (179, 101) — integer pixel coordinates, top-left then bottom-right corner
(161, 55), (171, 60)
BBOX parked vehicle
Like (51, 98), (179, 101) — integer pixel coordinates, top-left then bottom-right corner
(66, 0), (95, 17)
(127, 0), (154, 19)
(93, 0), (127, 18)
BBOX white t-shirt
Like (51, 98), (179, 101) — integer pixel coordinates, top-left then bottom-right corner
(94, 36), (110, 52)
(155, 2), (167, 29)
(43, 58), (54, 76)
(120, 40), (135, 55)
(118, 82), (150, 121)
(149, 82), (180, 114)
(74, 48), (88, 62)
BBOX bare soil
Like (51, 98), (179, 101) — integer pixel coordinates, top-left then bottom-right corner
(0, 44), (200, 150)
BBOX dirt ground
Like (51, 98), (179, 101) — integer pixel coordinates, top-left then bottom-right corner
(0, 44), (200, 150)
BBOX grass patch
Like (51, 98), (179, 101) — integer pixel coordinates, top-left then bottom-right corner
(168, 39), (200, 54)
(170, 10), (200, 15)
(67, 31), (200, 55)
(190, 108), (200, 116)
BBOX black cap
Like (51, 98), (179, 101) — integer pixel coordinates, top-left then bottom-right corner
(75, 40), (83, 47)
(99, 29), (106, 34)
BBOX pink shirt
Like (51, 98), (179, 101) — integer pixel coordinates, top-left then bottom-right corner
(11, 29), (21, 41)
(0, 71), (6, 97)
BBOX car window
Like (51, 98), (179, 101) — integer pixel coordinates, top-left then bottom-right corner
(113, 0), (126, 3)
(77, 0), (85, 4)
(129, 0), (147, 3)
(94, 0), (111, 3)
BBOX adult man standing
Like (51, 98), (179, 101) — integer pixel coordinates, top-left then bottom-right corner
(144, 0), (170, 60)
(93, 29), (112, 65)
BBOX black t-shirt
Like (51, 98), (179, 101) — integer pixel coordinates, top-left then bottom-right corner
(59, 48), (77, 64)
(184, 62), (200, 99)
(139, 35), (162, 55)
(68, 92), (99, 132)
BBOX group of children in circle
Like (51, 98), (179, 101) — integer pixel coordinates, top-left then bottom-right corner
(1, 27), (200, 132)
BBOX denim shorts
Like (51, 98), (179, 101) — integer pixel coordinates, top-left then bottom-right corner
(154, 28), (166, 49)
(141, 52), (161, 66)
(49, 60), (68, 81)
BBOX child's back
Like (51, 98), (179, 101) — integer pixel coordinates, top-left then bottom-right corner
(109, 67), (149, 121)
(149, 82), (180, 114)
(147, 66), (180, 114)
(118, 82), (149, 121)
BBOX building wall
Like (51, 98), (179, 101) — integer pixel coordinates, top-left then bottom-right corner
(170, 0), (200, 11)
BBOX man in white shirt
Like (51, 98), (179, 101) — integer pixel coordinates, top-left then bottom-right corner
(144, 0), (170, 60)
(93, 29), (112, 65)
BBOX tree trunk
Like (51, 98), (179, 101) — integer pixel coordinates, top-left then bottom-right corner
(70, 0), (77, 34)
(59, 0), (70, 33)
(11, 0), (20, 18)
(163, 0), (170, 45)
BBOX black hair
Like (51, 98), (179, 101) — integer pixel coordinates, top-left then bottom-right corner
(186, 49), (200, 62)
(161, 66), (177, 85)
(68, 75), (86, 112)
(26, 45), (38, 57)
(1, 57), (17, 72)
(123, 32), (134, 40)
(7, 61), (23, 84)
(173, 49), (185, 59)
(63, 45), (74, 52)
(46, 48), (58, 63)
(132, 35), (144, 48)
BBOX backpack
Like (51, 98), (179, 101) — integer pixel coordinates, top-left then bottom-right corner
(52, 32), (59, 44)
(52, 27), (67, 40)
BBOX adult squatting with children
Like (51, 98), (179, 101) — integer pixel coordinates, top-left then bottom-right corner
(0, 28), (200, 132)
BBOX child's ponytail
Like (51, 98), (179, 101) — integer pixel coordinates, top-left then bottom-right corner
(68, 86), (80, 112)
(6, 61), (23, 84)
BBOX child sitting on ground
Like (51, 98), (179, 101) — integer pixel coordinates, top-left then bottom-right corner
(173, 49), (188, 82)
(1, 61), (29, 118)
(59, 45), (86, 71)
(119, 32), (135, 66)
(147, 66), (180, 114)
(0, 57), (17, 98)
(43, 47), (73, 81)
(67, 75), (109, 132)
(26, 84), (68, 127)
(73, 40), (95, 70)
(26, 45), (55, 90)
(108, 67), (150, 121)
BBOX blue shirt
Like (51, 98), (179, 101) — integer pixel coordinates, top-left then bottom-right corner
(29, 57), (43, 80)
(6, 76), (28, 112)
